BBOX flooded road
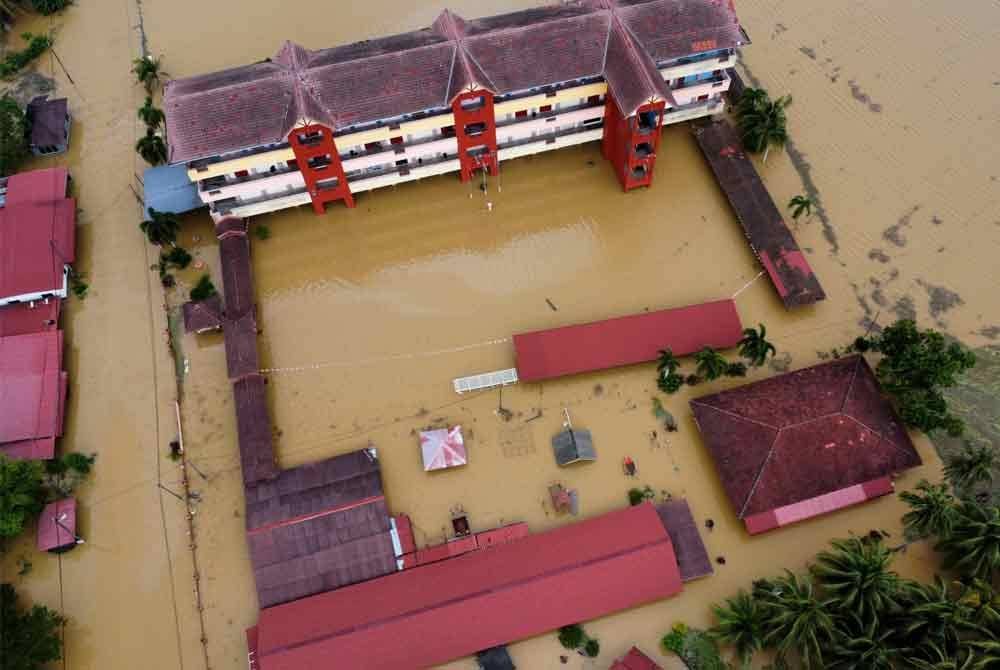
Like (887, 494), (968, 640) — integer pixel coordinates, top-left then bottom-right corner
(2, 0), (998, 668)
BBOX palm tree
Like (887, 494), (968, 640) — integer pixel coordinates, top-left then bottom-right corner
(710, 590), (765, 669)
(738, 324), (776, 367)
(140, 208), (180, 247)
(754, 571), (835, 669)
(132, 55), (164, 92)
(944, 442), (996, 495)
(812, 536), (905, 624)
(138, 96), (165, 129)
(901, 480), (958, 540)
(737, 88), (769, 117)
(897, 576), (972, 654)
(936, 502), (1000, 580)
(788, 195), (814, 220)
(695, 347), (729, 382)
(738, 94), (791, 163)
(827, 613), (904, 670)
(656, 348), (684, 393)
(136, 128), (168, 165)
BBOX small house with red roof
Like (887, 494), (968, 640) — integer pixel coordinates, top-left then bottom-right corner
(691, 355), (922, 534)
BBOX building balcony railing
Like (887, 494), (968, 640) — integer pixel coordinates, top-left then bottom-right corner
(497, 121), (603, 152)
(495, 99), (604, 130)
(199, 163), (299, 193)
(671, 72), (727, 91)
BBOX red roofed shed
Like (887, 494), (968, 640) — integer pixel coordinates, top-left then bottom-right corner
(691, 355), (921, 533)
(1, 330), (65, 459)
(37, 497), (78, 552)
(611, 646), (663, 670)
(0, 300), (60, 337)
(251, 504), (683, 670)
(0, 168), (76, 306)
(514, 299), (743, 382)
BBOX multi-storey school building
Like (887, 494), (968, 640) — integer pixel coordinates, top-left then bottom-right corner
(164, 0), (749, 220)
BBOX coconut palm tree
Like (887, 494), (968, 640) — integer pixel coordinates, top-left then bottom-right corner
(738, 324), (777, 367)
(905, 640), (975, 670)
(710, 590), (765, 669)
(136, 128), (168, 165)
(898, 576), (973, 653)
(944, 442), (996, 496)
(132, 55), (164, 92)
(754, 572), (835, 669)
(788, 195), (814, 220)
(901, 480), (958, 540)
(936, 502), (1000, 580)
(812, 536), (905, 624)
(656, 348), (684, 393)
(739, 94), (791, 163)
(139, 208), (180, 247)
(695, 347), (729, 382)
(138, 96), (165, 129)
(827, 613), (905, 670)
(737, 88), (770, 116)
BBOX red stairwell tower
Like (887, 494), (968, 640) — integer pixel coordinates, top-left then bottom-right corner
(601, 95), (665, 192)
(452, 89), (499, 182)
(287, 123), (355, 214)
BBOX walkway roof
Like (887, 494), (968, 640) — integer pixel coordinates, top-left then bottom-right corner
(691, 355), (921, 532)
(514, 298), (743, 382)
(251, 504), (683, 670)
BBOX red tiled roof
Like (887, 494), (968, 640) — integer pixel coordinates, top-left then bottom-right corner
(165, 0), (747, 163)
(611, 646), (663, 670)
(0, 300), (60, 337)
(182, 295), (224, 333)
(654, 500), (712, 581)
(690, 356), (921, 530)
(233, 373), (278, 485)
(0, 168), (75, 302)
(37, 497), (77, 552)
(0, 331), (64, 446)
(246, 450), (397, 608)
(513, 298), (743, 382)
(252, 504), (683, 670)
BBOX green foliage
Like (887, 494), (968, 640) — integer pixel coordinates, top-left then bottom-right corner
(558, 624), (585, 650)
(0, 95), (29, 176)
(0, 456), (45, 539)
(685, 374), (702, 386)
(944, 442), (996, 495)
(140, 207), (180, 246)
(812, 536), (904, 624)
(67, 267), (88, 300)
(901, 480), (958, 540)
(190, 274), (217, 302)
(162, 246), (192, 270)
(826, 613), (903, 670)
(695, 347), (729, 382)
(132, 55), (163, 91)
(936, 502), (1000, 580)
(656, 348), (685, 393)
(0, 32), (53, 79)
(710, 590), (764, 668)
(858, 320), (976, 436)
(788, 195), (814, 220)
(726, 362), (748, 377)
(739, 324), (777, 367)
(583, 638), (600, 657)
(753, 572), (834, 669)
(0, 583), (65, 670)
(135, 127), (168, 165)
(28, 0), (71, 14)
(736, 89), (791, 163)
(254, 223), (272, 240)
(43, 452), (95, 499)
(663, 623), (729, 670)
(628, 486), (655, 507)
(138, 96), (165, 129)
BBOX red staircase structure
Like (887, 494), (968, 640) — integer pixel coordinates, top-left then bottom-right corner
(602, 95), (665, 191)
(452, 89), (499, 182)
(287, 123), (354, 214)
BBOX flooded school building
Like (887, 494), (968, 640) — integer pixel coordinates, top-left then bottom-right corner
(164, 0), (747, 220)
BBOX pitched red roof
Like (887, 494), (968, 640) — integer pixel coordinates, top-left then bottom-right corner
(252, 504), (683, 670)
(655, 500), (712, 581)
(233, 373), (278, 485)
(513, 298), (743, 382)
(245, 449), (397, 608)
(690, 356), (921, 531)
(611, 646), (663, 670)
(0, 331), (64, 449)
(0, 300), (60, 337)
(37, 497), (77, 552)
(165, 0), (747, 163)
(182, 295), (224, 333)
(0, 168), (75, 303)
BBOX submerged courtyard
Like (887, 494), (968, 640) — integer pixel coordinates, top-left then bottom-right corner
(1, 0), (998, 669)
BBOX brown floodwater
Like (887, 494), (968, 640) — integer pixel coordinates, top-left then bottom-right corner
(2, 1), (999, 669)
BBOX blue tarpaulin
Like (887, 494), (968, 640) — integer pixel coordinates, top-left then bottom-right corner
(143, 164), (202, 215)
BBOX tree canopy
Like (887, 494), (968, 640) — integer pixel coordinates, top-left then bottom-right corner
(0, 583), (65, 670)
(0, 95), (29, 177)
(0, 456), (45, 539)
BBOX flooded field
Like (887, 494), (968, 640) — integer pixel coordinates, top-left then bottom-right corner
(2, 0), (999, 669)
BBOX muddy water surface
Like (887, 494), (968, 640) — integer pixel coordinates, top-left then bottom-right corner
(2, 0), (999, 668)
